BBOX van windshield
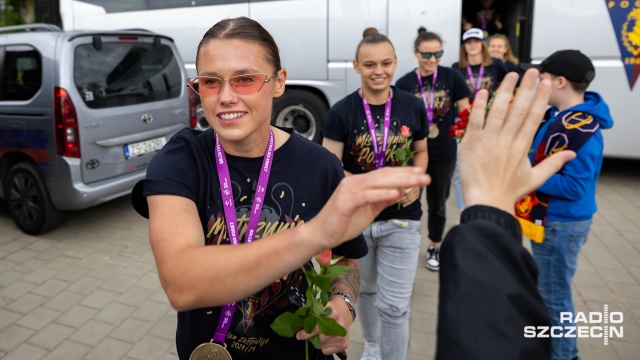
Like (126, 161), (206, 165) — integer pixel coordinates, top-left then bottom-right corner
(74, 41), (182, 108)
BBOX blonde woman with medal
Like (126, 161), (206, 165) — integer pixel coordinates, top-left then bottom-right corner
(131, 18), (430, 360)
(322, 28), (428, 360)
(396, 27), (471, 272)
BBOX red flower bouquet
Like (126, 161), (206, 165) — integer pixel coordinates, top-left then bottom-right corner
(450, 91), (511, 141)
(450, 107), (470, 140)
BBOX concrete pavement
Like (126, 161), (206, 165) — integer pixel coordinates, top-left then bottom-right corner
(0, 158), (638, 360)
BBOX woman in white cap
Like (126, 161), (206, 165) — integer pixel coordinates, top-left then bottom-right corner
(452, 28), (507, 102)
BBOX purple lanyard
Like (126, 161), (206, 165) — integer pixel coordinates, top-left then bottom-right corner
(416, 68), (438, 126)
(360, 89), (392, 169)
(212, 130), (275, 345)
(481, 11), (487, 31)
(467, 65), (485, 95)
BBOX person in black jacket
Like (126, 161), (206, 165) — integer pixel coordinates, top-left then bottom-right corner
(436, 68), (576, 360)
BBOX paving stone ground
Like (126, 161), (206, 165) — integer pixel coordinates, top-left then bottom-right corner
(0, 158), (638, 360)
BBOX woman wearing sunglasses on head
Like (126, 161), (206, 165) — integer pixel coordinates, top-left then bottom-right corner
(396, 27), (471, 272)
(322, 28), (428, 360)
(131, 17), (430, 360)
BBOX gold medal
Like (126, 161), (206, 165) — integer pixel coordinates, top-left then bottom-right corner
(189, 342), (233, 360)
(428, 124), (439, 139)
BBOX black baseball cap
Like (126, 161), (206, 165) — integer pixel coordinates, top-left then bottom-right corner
(537, 50), (595, 84)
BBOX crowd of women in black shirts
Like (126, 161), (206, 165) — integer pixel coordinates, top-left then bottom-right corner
(320, 25), (524, 360)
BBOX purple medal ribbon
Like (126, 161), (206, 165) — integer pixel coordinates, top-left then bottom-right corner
(212, 130), (275, 345)
(416, 67), (438, 127)
(360, 89), (392, 169)
(467, 65), (485, 95)
(481, 11), (487, 32)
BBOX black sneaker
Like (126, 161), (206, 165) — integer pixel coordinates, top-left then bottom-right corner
(426, 246), (440, 271)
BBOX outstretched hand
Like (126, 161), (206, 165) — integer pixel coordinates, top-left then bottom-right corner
(459, 69), (576, 213)
(306, 167), (430, 249)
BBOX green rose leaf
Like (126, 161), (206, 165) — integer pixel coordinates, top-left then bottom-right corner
(270, 312), (304, 337)
(309, 334), (321, 349)
(324, 265), (349, 278)
(304, 314), (318, 333)
(394, 148), (407, 162)
(311, 297), (324, 315)
(307, 272), (332, 293)
(295, 305), (310, 318)
(317, 316), (347, 336)
(320, 291), (329, 306)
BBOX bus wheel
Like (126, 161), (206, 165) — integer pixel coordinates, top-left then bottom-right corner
(273, 90), (327, 143)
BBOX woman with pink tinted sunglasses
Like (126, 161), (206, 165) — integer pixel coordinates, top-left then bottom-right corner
(131, 17), (429, 360)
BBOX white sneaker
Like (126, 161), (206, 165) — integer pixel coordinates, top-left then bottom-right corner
(360, 342), (381, 360)
(426, 246), (440, 271)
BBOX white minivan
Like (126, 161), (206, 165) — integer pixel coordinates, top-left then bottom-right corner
(60, 0), (640, 159)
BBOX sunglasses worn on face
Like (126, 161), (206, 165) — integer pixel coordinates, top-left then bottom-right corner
(187, 72), (277, 96)
(419, 50), (444, 59)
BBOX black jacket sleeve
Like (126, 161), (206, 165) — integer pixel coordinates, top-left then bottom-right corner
(436, 205), (550, 360)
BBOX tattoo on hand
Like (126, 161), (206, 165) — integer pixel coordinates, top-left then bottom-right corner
(331, 258), (360, 303)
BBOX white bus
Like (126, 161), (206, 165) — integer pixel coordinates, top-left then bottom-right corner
(60, 0), (640, 159)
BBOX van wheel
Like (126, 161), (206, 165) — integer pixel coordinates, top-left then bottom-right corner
(273, 90), (327, 143)
(5, 162), (65, 235)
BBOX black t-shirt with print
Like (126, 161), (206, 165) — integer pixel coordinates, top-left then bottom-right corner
(396, 66), (471, 162)
(131, 127), (367, 360)
(322, 87), (428, 222)
(451, 58), (507, 102)
(504, 60), (521, 75)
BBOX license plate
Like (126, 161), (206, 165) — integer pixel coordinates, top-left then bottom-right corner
(124, 136), (167, 159)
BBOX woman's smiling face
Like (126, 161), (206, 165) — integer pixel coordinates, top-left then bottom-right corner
(354, 42), (397, 96)
(197, 38), (286, 147)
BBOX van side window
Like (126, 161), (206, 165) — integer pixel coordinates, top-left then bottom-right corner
(0, 45), (42, 101)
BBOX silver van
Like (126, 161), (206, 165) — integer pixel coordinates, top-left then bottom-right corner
(0, 24), (195, 234)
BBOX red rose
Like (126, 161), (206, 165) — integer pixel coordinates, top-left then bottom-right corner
(458, 107), (470, 119)
(400, 125), (411, 137)
(317, 249), (332, 266)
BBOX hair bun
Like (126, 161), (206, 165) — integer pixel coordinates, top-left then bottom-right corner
(417, 26), (427, 34)
(363, 27), (379, 38)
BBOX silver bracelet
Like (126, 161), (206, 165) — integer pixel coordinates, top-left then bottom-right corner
(329, 292), (356, 321)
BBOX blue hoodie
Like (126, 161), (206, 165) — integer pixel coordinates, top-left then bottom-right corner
(528, 92), (614, 222)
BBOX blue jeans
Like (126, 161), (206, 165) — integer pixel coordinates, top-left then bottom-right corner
(531, 220), (592, 360)
(358, 219), (421, 360)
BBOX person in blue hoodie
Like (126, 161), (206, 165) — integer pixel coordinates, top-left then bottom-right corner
(516, 50), (614, 360)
